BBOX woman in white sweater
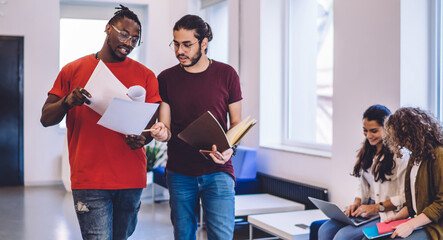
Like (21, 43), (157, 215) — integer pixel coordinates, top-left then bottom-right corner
(318, 105), (408, 240)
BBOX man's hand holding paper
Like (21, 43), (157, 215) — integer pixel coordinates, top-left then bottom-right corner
(125, 134), (147, 150)
(64, 87), (92, 109)
(83, 60), (132, 115)
(150, 122), (170, 142)
(82, 60), (160, 137)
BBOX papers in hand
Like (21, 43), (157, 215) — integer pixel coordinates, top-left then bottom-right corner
(178, 111), (257, 152)
(83, 60), (158, 135)
(97, 98), (158, 135)
(84, 60), (132, 115)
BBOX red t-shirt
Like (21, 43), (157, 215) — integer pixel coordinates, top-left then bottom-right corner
(49, 54), (162, 189)
(157, 60), (242, 178)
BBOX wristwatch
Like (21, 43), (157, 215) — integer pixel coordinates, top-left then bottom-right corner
(231, 145), (238, 156)
(378, 202), (385, 212)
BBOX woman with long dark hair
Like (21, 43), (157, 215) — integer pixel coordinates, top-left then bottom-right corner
(318, 105), (408, 240)
(382, 107), (443, 239)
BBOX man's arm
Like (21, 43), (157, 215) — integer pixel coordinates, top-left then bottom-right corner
(40, 94), (70, 127)
(150, 102), (172, 142)
(228, 100), (242, 130)
(40, 87), (91, 127)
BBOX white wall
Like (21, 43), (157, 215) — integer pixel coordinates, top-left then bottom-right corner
(0, 0), (62, 185)
(1, 0), (430, 208)
(330, 0), (401, 206)
(241, 0), (404, 207)
(0, 0), (175, 185)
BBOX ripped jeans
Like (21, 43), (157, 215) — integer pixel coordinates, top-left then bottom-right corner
(72, 189), (143, 240)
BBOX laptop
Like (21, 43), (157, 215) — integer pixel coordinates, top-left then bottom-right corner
(308, 197), (379, 226)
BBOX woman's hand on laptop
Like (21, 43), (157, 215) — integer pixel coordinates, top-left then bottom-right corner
(344, 198), (362, 216)
(352, 204), (378, 217)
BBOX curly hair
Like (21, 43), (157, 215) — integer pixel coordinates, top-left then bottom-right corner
(384, 107), (443, 165)
(352, 105), (395, 183)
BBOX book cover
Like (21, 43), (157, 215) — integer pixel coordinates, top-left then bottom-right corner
(376, 218), (411, 234)
(362, 226), (390, 239)
(178, 111), (256, 152)
(363, 218), (420, 239)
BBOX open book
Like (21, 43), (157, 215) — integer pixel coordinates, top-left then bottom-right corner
(178, 111), (257, 152)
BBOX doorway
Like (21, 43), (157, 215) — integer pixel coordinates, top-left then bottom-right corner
(0, 36), (24, 186)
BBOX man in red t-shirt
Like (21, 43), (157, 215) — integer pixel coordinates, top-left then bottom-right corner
(40, 5), (161, 240)
(151, 15), (242, 240)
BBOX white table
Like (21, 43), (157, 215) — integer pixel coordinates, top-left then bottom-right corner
(235, 194), (305, 216)
(248, 209), (327, 240)
(199, 193), (306, 230)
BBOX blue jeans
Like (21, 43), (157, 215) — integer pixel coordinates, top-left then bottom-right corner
(166, 170), (235, 240)
(318, 218), (379, 240)
(72, 189), (143, 240)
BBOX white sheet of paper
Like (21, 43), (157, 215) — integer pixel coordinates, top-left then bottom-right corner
(84, 60), (131, 115)
(97, 98), (159, 135)
(127, 85), (146, 102)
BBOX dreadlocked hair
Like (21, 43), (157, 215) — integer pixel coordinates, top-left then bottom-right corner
(384, 107), (443, 165)
(352, 105), (396, 183)
(108, 4), (142, 46)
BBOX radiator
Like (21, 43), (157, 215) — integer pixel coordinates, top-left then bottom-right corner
(257, 172), (329, 209)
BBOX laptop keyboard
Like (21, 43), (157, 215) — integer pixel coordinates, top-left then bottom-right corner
(350, 216), (370, 223)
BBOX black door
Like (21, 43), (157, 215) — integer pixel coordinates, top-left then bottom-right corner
(0, 36), (24, 186)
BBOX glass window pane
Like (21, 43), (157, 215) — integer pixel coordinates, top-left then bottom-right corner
(200, 1), (228, 63)
(60, 18), (141, 69)
(437, 0), (443, 121)
(286, 0), (333, 147)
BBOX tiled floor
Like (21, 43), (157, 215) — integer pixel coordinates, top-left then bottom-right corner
(0, 184), (178, 240)
(0, 185), (272, 240)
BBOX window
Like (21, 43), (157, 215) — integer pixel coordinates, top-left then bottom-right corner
(60, 18), (141, 69)
(60, 19), (108, 69)
(199, 0), (229, 63)
(60, 3), (145, 69)
(284, 0), (334, 149)
(436, 0), (443, 120)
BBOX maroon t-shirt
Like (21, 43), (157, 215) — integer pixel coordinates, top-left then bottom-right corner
(158, 60), (242, 178)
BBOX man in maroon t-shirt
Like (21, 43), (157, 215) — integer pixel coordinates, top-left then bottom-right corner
(151, 15), (243, 240)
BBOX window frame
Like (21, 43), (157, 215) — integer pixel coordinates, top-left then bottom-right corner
(435, 0), (443, 120)
(281, 0), (333, 153)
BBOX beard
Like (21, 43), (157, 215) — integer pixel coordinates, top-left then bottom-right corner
(106, 38), (130, 61)
(178, 47), (202, 68)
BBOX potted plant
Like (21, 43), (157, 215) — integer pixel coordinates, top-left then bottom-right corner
(146, 140), (166, 172)
(142, 140), (167, 200)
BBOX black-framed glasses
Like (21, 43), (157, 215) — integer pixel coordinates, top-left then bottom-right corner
(169, 40), (200, 52)
(111, 25), (140, 47)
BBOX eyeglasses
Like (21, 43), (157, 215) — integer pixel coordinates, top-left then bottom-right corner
(111, 25), (140, 47)
(169, 40), (200, 52)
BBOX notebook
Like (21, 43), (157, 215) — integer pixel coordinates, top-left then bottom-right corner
(362, 226), (392, 239)
(363, 218), (422, 239)
(308, 197), (379, 226)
